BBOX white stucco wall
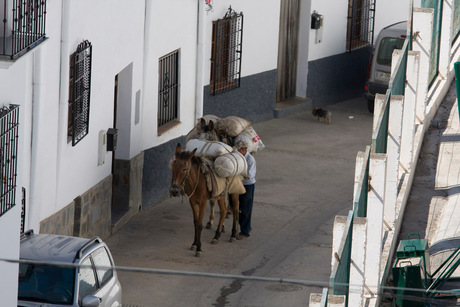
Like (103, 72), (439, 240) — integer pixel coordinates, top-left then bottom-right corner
(141, 0), (199, 149)
(0, 206), (21, 306)
(202, 0), (281, 82)
(50, 0), (145, 220)
(0, 0), (146, 230)
(374, 0), (414, 40)
(308, 0), (410, 61)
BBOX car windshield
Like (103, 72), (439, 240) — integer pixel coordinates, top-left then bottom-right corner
(18, 263), (75, 305)
(376, 37), (405, 66)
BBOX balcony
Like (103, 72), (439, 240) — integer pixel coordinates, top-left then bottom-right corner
(1, 0), (47, 62)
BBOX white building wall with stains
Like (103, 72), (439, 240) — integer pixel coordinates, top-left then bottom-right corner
(308, 0), (412, 61)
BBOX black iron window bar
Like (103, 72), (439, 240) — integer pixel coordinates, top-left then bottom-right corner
(69, 40), (92, 146)
(346, 0), (375, 52)
(1, 0), (47, 60)
(0, 104), (19, 218)
(158, 49), (179, 128)
(210, 6), (243, 95)
(20, 187), (25, 233)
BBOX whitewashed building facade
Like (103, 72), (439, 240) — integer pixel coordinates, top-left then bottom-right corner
(0, 0), (409, 304)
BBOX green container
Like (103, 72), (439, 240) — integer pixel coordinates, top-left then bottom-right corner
(393, 257), (426, 307)
(392, 235), (431, 306)
(397, 238), (429, 257)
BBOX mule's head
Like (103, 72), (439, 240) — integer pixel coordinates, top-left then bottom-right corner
(198, 118), (219, 142)
(170, 143), (197, 197)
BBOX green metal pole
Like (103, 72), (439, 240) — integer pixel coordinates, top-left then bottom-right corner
(455, 62), (460, 124)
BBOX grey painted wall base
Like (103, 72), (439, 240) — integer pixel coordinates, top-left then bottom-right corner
(203, 69), (277, 124)
(142, 136), (186, 208)
(307, 46), (372, 106)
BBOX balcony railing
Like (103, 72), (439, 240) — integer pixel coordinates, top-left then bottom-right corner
(1, 0), (47, 60)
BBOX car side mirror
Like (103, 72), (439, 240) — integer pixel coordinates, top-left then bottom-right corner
(82, 295), (102, 307)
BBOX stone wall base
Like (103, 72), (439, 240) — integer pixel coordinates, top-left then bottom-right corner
(40, 175), (112, 240)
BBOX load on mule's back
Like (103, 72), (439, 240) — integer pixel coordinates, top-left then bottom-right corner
(169, 115), (265, 256)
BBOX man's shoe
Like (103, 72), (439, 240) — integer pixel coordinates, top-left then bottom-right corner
(237, 233), (249, 240)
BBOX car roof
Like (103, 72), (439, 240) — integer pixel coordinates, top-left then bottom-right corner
(378, 21), (407, 39)
(20, 232), (101, 263)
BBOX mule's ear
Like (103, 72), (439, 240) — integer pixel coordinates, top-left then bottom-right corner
(208, 120), (214, 131)
(199, 118), (206, 131)
(175, 143), (182, 156)
(189, 148), (197, 158)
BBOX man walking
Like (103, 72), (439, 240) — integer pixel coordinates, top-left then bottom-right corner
(236, 140), (256, 239)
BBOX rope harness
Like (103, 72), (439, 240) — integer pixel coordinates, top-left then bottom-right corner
(178, 161), (201, 201)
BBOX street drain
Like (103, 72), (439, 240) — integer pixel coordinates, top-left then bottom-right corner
(264, 284), (303, 292)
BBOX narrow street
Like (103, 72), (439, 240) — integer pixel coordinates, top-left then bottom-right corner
(106, 97), (373, 306)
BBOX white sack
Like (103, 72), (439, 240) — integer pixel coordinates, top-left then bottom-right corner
(185, 139), (232, 158)
(214, 151), (248, 178)
(234, 126), (265, 154)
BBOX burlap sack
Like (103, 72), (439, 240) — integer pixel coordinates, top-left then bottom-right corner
(212, 175), (246, 198)
(185, 139), (232, 158)
(214, 151), (247, 178)
(216, 116), (251, 137)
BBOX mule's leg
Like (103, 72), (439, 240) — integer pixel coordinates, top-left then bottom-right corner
(229, 193), (240, 242)
(206, 200), (215, 229)
(211, 197), (227, 244)
(190, 202), (200, 251)
(193, 199), (207, 257)
(226, 194), (232, 219)
(190, 202), (204, 257)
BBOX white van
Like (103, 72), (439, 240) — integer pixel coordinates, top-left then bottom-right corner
(364, 21), (407, 113)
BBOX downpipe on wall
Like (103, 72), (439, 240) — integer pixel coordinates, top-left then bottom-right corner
(28, 48), (43, 232)
(195, 0), (205, 121)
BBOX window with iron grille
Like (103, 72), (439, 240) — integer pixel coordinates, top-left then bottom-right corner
(68, 40), (92, 146)
(158, 49), (179, 128)
(346, 0), (375, 52)
(0, 104), (19, 217)
(210, 6), (243, 95)
(1, 0), (47, 60)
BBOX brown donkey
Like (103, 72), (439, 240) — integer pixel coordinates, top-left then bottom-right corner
(170, 143), (240, 256)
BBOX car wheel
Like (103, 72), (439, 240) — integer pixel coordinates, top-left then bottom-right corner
(367, 98), (374, 113)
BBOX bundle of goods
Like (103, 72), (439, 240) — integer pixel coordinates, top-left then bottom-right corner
(182, 114), (264, 177)
(214, 151), (248, 178)
(175, 115), (266, 197)
(234, 125), (265, 154)
(216, 116), (252, 137)
(215, 116), (265, 154)
(185, 139), (232, 158)
(185, 139), (246, 177)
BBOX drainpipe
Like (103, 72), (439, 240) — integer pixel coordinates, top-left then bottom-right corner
(195, 0), (205, 121)
(28, 48), (42, 232)
(46, 0), (71, 228)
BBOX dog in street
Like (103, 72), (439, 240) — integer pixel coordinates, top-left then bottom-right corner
(312, 107), (332, 124)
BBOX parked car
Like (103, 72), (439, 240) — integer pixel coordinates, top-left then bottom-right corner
(364, 21), (407, 113)
(18, 230), (122, 307)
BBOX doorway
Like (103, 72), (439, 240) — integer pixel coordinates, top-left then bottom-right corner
(111, 64), (134, 227)
(276, 0), (300, 102)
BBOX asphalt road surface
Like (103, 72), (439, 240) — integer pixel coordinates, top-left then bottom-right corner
(105, 97), (373, 307)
